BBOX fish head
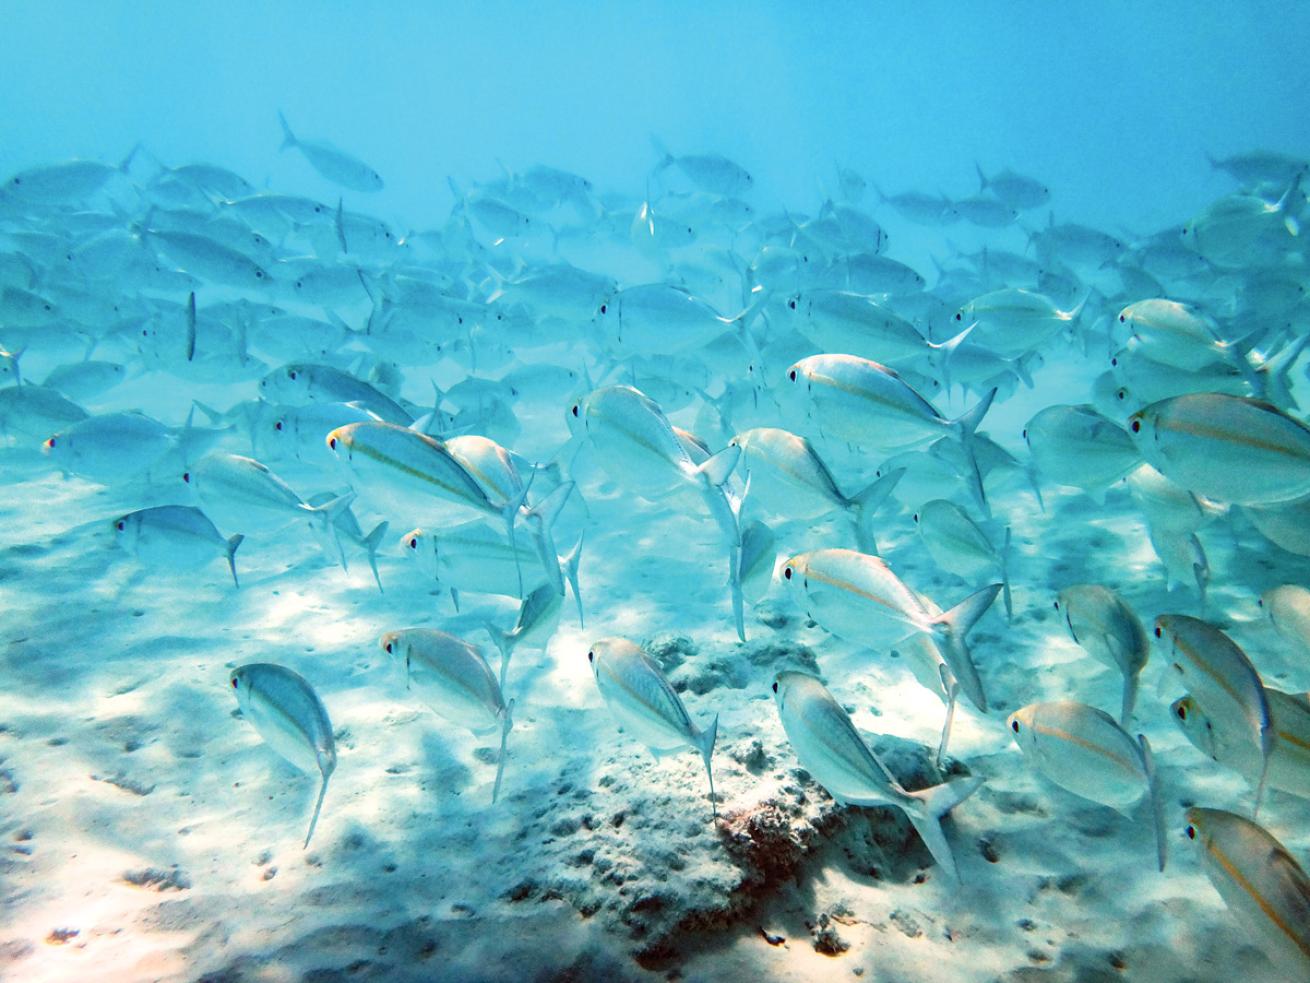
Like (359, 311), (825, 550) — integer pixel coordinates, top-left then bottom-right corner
(110, 511), (139, 549)
(1170, 695), (1219, 759)
(378, 630), (407, 666)
(770, 670), (817, 714)
(325, 424), (354, 458)
(261, 363), (311, 402)
(1005, 704), (1039, 752)
(779, 553), (809, 591)
(229, 666), (254, 707)
(398, 528), (438, 578)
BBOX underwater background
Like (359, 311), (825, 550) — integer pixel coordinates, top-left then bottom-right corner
(4, 2), (1310, 981)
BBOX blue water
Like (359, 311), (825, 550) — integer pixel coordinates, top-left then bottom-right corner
(4, 4), (1310, 981)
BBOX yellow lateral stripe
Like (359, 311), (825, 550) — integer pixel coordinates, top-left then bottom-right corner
(349, 438), (486, 507)
(1171, 632), (1258, 723)
(1161, 414), (1307, 460)
(1031, 721), (1140, 776)
(807, 368), (938, 423)
(602, 662), (689, 734)
(1207, 840), (1310, 959)
(802, 565), (903, 614)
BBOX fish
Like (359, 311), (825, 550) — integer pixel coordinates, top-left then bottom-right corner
(379, 628), (514, 803)
(780, 547), (1000, 713)
(1183, 808), (1310, 977)
(651, 137), (753, 197)
(914, 500), (1012, 621)
(277, 111), (384, 192)
(1172, 690), (1310, 801)
(185, 452), (354, 564)
(1053, 585), (1149, 724)
(1155, 614), (1272, 813)
(1128, 393), (1310, 506)
(483, 582), (565, 689)
(572, 385), (745, 638)
(1259, 585), (1310, 657)
(728, 426), (902, 553)
(974, 163), (1050, 210)
(781, 353), (995, 511)
(1007, 700), (1164, 870)
(230, 663), (336, 849)
(113, 505), (243, 587)
(42, 410), (183, 483)
(952, 288), (1083, 359)
(588, 637), (718, 818)
(1023, 404), (1140, 502)
(772, 671), (983, 879)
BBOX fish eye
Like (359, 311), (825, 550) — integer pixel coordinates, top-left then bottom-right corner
(1176, 703), (1188, 720)
(1116, 389), (1127, 401)
(783, 566), (792, 580)
(255, 270), (265, 279)
(1185, 825), (1196, 840)
(45, 437), (56, 448)
(788, 299), (797, 310)
(288, 370), (297, 380)
(788, 370), (797, 382)
(587, 650), (594, 663)
(599, 304), (607, 315)
(231, 677), (238, 689)
(115, 520), (125, 531)
(912, 513), (919, 523)
(182, 472), (190, 483)
(385, 642), (393, 653)
(274, 421), (283, 431)
(328, 437), (337, 450)
(408, 537), (417, 549)
(1010, 720), (1020, 733)
(1110, 357), (1118, 366)
(1257, 598), (1264, 607)
(954, 312), (962, 321)
(571, 404), (579, 417)
(1021, 429), (1027, 439)
(1118, 314), (1126, 323)
(1131, 419), (1141, 433)
(1154, 625), (1162, 638)
(1053, 600), (1059, 610)
(771, 681), (778, 693)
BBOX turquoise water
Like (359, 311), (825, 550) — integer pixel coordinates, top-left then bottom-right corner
(3, 4), (1310, 981)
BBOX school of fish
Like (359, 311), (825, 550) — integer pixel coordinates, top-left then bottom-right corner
(4, 128), (1310, 974)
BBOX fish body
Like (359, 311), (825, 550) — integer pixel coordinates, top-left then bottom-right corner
(230, 663), (336, 848)
(772, 671), (982, 878)
(114, 505), (243, 586)
(1055, 585), (1149, 724)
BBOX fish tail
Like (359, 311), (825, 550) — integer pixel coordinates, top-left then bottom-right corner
(1120, 670), (1139, 728)
(904, 775), (985, 879)
(1000, 526), (1013, 624)
(185, 291), (197, 362)
(935, 662), (960, 769)
(1138, 734), (1167, 872)
(492, 699), (515, 805)
(482, 620), (515, 692)
(698, 712), (719, 821)
(847, 466), (904, 555)
(950, 387), (997, 516)
(649, 134), (674, 173)
(362, 520), (389, 593)
(304, 770), (331, 849)
(974, 160), (987, 192)
(928, 320), (976, 395)
(526, 479), (574, 596)
(931, 584), (1001, 713)
(730, 543), (746, 642)
(303, 491), (355, 570)
(696, 444), (741, 487)
(1259, 332), (1310, 410)
(561, 528), (586, 628)
(277, 110), (297, 152)
(226, 533), (244, 589)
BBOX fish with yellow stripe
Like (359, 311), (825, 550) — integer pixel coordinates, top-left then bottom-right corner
(1007, 700), (1165, 871)
(772, 671), (984, 880)
(587, 637), (718, 818)
(1128, 393), (1310, 506)
(1172, 689), (1310, 801)
(780, 547), (1000, 713)
(779, 353), (996, 513)
(1184, 807), (1310, 978)
(1156, 614), (1272, 814)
